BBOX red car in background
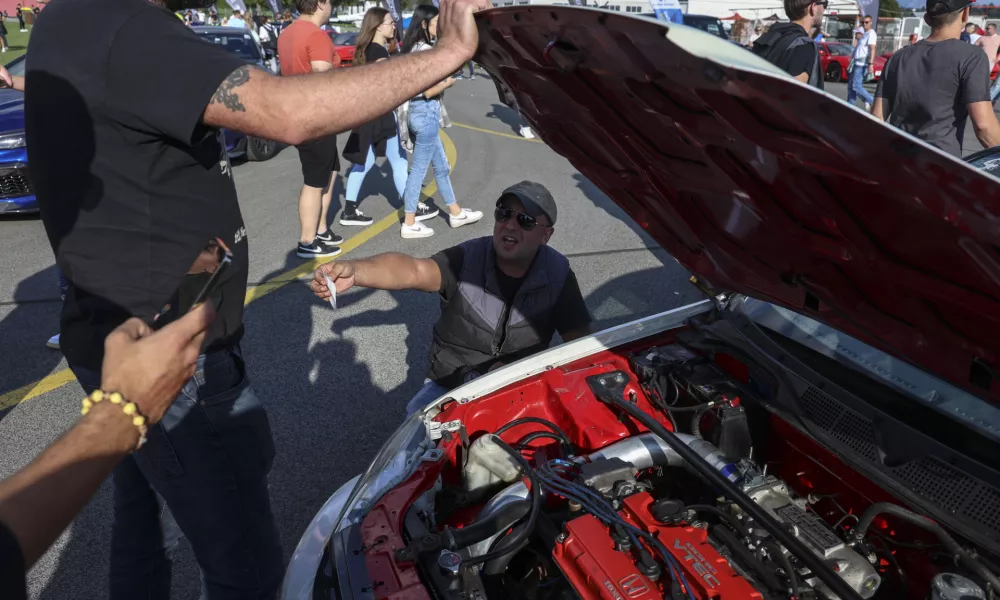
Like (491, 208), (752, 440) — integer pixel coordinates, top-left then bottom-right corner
(818, 41), (887, 82)
(327, 31), (399, 68)
(329, 31), (357, 66)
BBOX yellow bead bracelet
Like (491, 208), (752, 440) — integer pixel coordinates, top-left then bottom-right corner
(81, 389), (149, 450)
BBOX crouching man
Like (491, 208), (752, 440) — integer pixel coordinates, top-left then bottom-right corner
(310, 181), (593, 414)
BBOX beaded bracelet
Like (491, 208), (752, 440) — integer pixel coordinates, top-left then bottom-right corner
(81, 390), (149, 450)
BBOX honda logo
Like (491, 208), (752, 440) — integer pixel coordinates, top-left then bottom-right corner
(618, 574), (649, 597)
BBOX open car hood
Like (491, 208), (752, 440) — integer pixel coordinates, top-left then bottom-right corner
(474, 7), (1000, 405)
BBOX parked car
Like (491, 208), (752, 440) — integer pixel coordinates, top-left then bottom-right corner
(192, 26), (279, 161)
(640, 12), (730, 41)
(0, 55), (32, 214)
(282, 8), (1000, 600)
(330, 31), (357, 66)
(819, 41), (887, 82)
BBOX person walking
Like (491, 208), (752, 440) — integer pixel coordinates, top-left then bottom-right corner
(226, 8), (247, 28)
(311, 182), (592, 415)
(964, 22), (980, 44)
(873, 0), (1000, 156)
(976, 22), (1000, 72)
(22, 0), (487, 594)
(15, 4), (24, 32)
(340, 8), (407, 227)
(848, 16), (877, 110)
(0, 15), (9, 52)
(399, 4), (482, 239)
(257, 14), (278, 71)
(278, 0), (346, 258)
(751, 0), (826, 89)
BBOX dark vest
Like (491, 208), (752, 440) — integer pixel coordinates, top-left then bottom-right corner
(428, 237), (570, 389)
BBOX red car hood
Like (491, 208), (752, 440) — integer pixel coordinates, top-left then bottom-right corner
(475, 7), (1000, 404)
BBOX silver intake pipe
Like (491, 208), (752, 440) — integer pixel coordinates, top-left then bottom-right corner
(464, 434), (737, 558)
(587, 433), (740, 483)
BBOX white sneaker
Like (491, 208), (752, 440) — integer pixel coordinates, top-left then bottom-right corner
(401, 222), (434, 239)
(864, 102), (872, 112)
(46, 334), (60, 350)
(449, 208), (484, 228)
(519, 126), (535, 139)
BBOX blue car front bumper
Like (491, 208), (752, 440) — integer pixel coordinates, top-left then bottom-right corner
(0, 152), (35, 214)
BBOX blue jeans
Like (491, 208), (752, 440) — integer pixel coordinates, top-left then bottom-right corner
(402, 99), (457, 214)
(406, 379), (449, 415)
(73, 346), (283, 600)
(991, 76), (1000, 102)
(345, 132), (408, 203)
(847, 63), (873, 107)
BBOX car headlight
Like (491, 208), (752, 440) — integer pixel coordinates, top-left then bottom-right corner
(0, 130), (26, 149)
(280, 415), (430, 600)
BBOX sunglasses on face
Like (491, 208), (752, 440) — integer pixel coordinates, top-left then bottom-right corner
(495, 207), (544, 231)
(815, 1), (828, 7)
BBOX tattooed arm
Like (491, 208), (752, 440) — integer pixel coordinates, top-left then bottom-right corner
(202, 0), (489, 145)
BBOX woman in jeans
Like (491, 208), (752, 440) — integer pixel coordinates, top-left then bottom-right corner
(399, 5), (482, 239)
(340, 8), (408, 227)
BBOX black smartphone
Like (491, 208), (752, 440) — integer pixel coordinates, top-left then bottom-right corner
(186, 239), (232, 313)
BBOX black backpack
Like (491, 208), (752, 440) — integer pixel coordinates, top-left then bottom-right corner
(752, 26), (823, 89)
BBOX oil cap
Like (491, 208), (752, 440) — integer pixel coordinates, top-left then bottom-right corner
(650, 498), (688, 525)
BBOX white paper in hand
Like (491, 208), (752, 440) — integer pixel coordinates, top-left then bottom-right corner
(323, 273), (337, 310)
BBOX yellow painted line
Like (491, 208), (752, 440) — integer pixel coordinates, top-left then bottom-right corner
(451, 122), (543, 143)
(0, 131), (458, 411)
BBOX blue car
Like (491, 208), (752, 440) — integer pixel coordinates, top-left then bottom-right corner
(192, 26), (279, 162)
(0, 55), (31, 214)
(0, 27), (277, 214)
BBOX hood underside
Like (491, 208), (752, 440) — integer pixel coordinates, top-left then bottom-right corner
(474, 7), (1000, 405)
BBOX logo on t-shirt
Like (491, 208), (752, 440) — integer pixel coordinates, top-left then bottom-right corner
(234, 226), (247, 245)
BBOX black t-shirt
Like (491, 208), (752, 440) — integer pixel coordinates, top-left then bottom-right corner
(26, 0), (250, 371)
(752, 23), (824, 90)
(875, 39), (990, 157)
(431, 245), (592, 339)
(365, 43), (390, 63)
(0, 521), (26, 600)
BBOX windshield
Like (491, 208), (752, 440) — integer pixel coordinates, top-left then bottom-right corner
(195, 31), (261, 61)
(684, 16), (727, 39)
(332, 32), (357, 46)
(826, 43), (852, 56)
(741, 298), (1000, 442)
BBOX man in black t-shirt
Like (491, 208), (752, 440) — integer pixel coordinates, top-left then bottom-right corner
(20, 0), (485, 595)
(873, 0), (1000, 156)
(751, 0), (826, 89)
(311, 182), (593, 415)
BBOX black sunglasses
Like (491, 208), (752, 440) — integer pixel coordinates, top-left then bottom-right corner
(815, 0), (828, 7)
(495, 207), (543, 231)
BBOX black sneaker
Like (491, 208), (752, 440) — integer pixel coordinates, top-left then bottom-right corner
(296, 240), (342, 259)
(415, 202), (440, 222)
(340, 206), (374, 226)
(315, 230), (344, 245)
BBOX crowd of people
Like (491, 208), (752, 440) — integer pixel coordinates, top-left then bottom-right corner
(2, 0), (999, 596)
(752, 0), (1000, 158)
(0, 0), (598, 595)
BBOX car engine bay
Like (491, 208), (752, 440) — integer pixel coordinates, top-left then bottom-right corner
(317, 335), (1000, 600)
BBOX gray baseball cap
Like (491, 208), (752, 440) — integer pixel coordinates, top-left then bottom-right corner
(499, 181), (557, 225)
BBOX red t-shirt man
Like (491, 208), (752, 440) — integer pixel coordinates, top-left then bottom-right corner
(277, 20), (340, 76)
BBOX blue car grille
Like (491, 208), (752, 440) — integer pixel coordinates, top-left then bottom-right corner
(0, 166), (32, 199)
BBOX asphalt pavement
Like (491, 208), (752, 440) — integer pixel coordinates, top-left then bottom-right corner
(0, 71), (700, 598)
(0, 72), (991, 599)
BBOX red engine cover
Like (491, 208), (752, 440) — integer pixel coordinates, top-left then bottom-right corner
(553, 492), (763, 600)
(553, 513), (662, 600)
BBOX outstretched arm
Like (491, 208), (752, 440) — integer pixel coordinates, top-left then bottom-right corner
(203, 0), (488, 145)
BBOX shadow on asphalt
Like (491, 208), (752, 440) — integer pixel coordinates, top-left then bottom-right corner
(485, 102), (527, 135)
(32, 254), (696, 598)
(0, 265), (64, 419)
